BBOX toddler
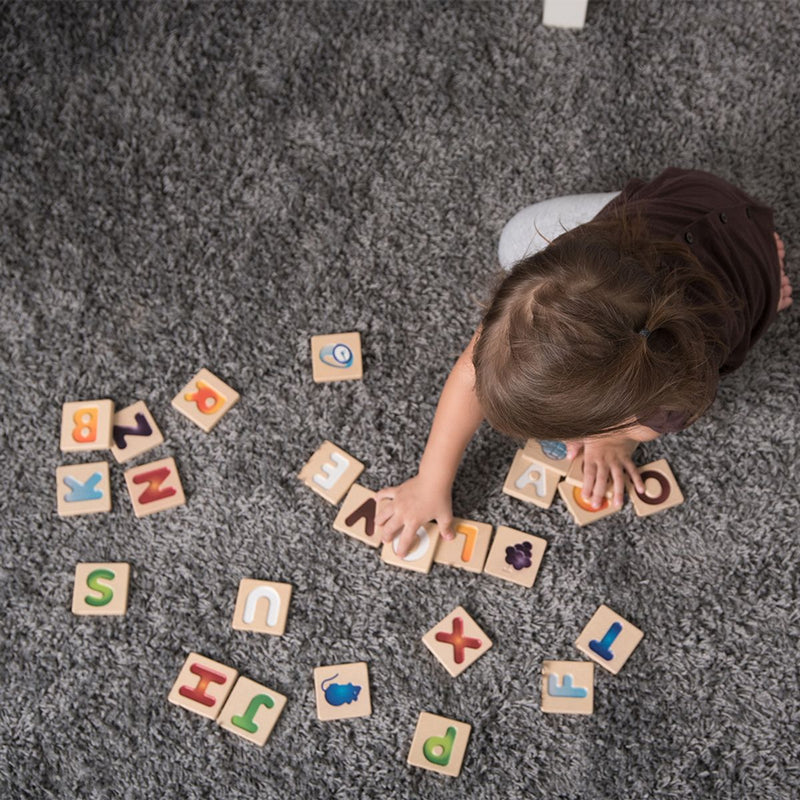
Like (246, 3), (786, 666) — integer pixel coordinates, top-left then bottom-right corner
(376, 168), (792, 556)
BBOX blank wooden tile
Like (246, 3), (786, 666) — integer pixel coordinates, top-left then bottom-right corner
(523, 439), (574, 476)
(542, 0), (588, 28)
(422, 606), (492, 677)
(60, 399), (114, 452)
(124, 456), (186, 517)
(298, 441), (365, 505)
(171, 368), (240, 432)
(110, 400), (164, 464)
(310, 331), (363, 383)
(483, 525), (547, 588)
(575, 604), (644, 675)
(502, 449), (561, 508)
(541, 661), (594, 715)
(168, 653), (239, 720)
(433, 518), (493, 573)
(313, 662), (372, 721)
(217, 676), (287, 746)
(558, 482), (620, 526)
(629, 458), (684, 517)
(56, 462), (112, 517)
(380, 523), (439, 574)
(231, 578), (292, 636)
(407, 711), (471, 777)
(564, 454), (613, 498)
(71, 562), (130, 615)
(332, 484), (383, 547)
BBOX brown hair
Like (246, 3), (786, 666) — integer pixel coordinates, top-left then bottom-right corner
(473, 213), (734, 441)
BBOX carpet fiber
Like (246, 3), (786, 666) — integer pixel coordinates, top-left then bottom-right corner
(1, 2), (799, 798)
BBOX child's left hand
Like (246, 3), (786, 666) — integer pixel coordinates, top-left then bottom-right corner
(570, 435), (646, 509)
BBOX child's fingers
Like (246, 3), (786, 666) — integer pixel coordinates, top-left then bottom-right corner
(625, 459), (645, 495)
(395, 523), (421, 557)
(566, 440), (584, 460)
(438, 517), (455, 541)
(610, 465), (626, 508)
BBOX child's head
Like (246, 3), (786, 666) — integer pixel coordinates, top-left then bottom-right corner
(473, 214), (732, 441)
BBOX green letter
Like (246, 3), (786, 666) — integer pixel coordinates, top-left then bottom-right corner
(423, 727), (456, 766)
(85, 568), (115, 607)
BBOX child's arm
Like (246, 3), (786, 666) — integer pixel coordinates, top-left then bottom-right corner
(570, 425), (659, 509)
(376, 331), (484, 557)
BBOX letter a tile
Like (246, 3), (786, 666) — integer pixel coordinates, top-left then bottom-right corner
(124, 456), (186, 517)
(502, 450), (560, 508)
(172, 368), (240, 432)
(575, 604), (644, 675)
(231, 578), (292, 635)
(422, 606), (492, 677)
(298, 441), (364, 505)
(217, 676), (287, 746)
(407, 711), (471, 777)
(168, 652), (239, 720)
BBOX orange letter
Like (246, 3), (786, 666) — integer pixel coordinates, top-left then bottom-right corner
(186, 381), (225, 415)
(71, 407), (98, 443)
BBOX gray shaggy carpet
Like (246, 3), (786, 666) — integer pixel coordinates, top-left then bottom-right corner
(1, 1), (798, 798)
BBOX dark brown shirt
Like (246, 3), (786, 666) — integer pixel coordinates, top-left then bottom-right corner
(594, 167), (780, 433)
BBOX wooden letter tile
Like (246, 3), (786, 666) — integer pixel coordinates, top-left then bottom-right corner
(110, 401), (164, 464)
(313, 661), (372, 721)
(60, 399), (114, 452)
(298, 441), (365, 505)
(483, 525), (547, 588)
(502, 449), (560, 508)
(575, 604), (644, 675)
(124, 456), (185, 517)
(310, 331), (363, 383)
(380, 523), (439, 573)
(629, 458), (684, 517)
(332, 484), (382, 547)
(558, 482), (620, 526)
(541, 661), (594, 715)
(433, 518), (493, 573)
(422, 606), (492, 677)
(407, 711), (471, 777)
(71, 562), (130, 615)
(217, 676), (287, 746)
(231, 578), (292, 636)
(523, 439), (574, 476)
(168, 652), (239, 720)
(56, 461), (112, 517)
(171, 368), (240, 432)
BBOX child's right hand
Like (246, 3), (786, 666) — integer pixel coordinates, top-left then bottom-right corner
(375, 476), (456, 557)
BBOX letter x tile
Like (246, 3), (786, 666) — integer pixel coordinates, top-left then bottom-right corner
(422, 606), (492, 677)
